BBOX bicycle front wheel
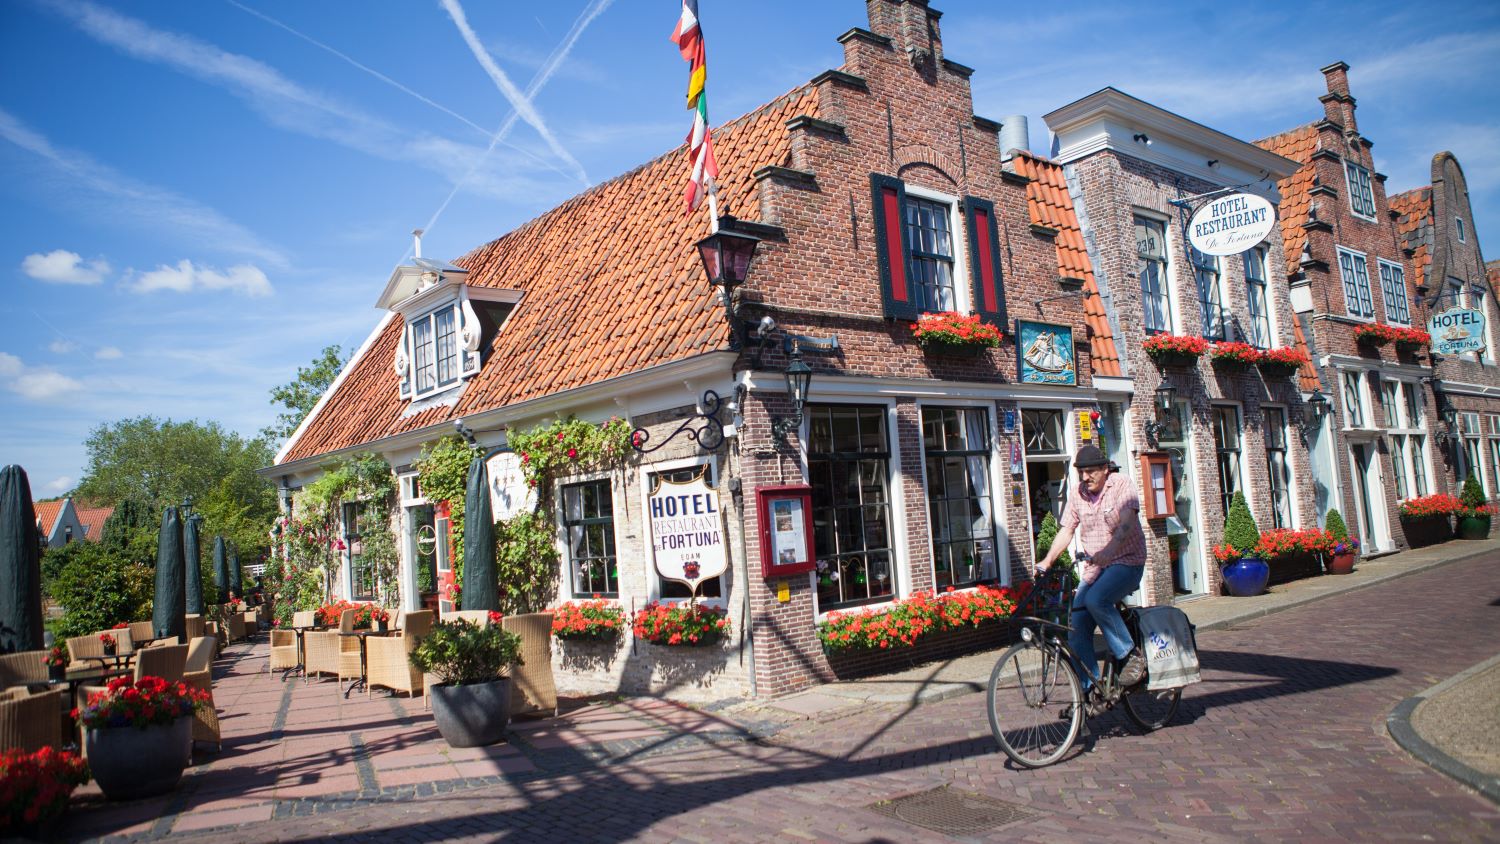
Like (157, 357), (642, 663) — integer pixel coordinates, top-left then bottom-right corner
(987, 641), (1082, 768)
(1122, 684), (1180, 731)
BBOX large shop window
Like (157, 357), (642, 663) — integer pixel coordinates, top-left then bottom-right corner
(653, 467), (721, 599)
(1337, 248), (1376, 319)
(921, 407), (997, 589)
(1378, 260), (1410, 325)
(1345, 161), (1378, 219)
(1263, 407), (1291, 529)
(1212, 405), (1243, 517)
(562, 480), (618, 598)
(1244, 248), (1272, 348)
(1135, 216), (1172, 333)
(1192, 247), (1226, 340)
(869, 174), (1006, 325)
(343, 501), (377, 601)
(807, 405), (895, 610)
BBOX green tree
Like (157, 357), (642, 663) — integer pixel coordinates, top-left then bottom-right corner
(1035, 512), (1074, 581)
(1460, 474), (1487, 509)
(1223, 491), (1261, 556)
(262, 344), (346, 443)
(47, 541), (154, 639)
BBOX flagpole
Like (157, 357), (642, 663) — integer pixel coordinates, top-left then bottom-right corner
(706, 178), (719, 232)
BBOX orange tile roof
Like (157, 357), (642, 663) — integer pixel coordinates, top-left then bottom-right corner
(75, 506), (113, 542)
(33, 500), (62, 535)
(1009, 152), (1121, 378)
(1254, 124), (1318, 278)
(1389, 187), (1432, 290)
(283, 85), (819, 464)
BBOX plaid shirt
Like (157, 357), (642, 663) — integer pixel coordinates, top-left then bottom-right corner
(1059, 472), (1147, 583)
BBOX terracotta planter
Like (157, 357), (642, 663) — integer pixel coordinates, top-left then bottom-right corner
(1221, 557), (1269, 597)
(85, 716), (192, 800)
(1458, 515), (1491, 540)
(1326, 552), (1356, 575)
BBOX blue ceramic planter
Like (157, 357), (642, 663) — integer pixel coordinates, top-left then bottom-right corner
(1222, 557), (1269, 597)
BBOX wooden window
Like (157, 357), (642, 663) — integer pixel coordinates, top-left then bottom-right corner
(562, 480), (618, 598)
(1345, 161), (1377, 219)
(1136, 217), (1172, 333)
(921, 407), (997, 589)
(1139, 452), (1176, 519)
(807, 404), (894, 610)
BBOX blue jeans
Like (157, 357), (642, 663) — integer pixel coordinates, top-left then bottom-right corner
(1069, 563), (1144, 690)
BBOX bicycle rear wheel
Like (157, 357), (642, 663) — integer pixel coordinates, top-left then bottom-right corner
(1122, 685), (1180, 731)
(987, 641), (1082, 768)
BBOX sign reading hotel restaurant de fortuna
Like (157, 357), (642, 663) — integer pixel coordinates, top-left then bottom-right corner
(648, 473), (728, 595)
(1188, 193), (1275, 257)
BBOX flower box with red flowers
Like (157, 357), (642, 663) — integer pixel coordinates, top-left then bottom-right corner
(549, 599), (625, 641)
(1209, 341), (1262, 371)
(1257, 346), (1311, 377)
(1143, 333), (1209, 366)
(1393, 327), (1431, 351)
(79, 676), (210, 730)
(0, 746), (90, 834)
(315, 600), (390, 630)
(816, 585), (1022, 653)
(1354, 323), (1402, 347)
(631, 602), (730, 647)
(1398, 493), (1462, 520)
(911, 312), (1003, 355)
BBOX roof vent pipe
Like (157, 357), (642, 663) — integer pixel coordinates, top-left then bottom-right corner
(412, 228), (424, 259)
(999, 115), (1029, 163)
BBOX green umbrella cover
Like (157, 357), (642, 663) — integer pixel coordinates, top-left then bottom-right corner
(460, 456), (499, 612)
(0, 465), (44, 653)
(213, 535), (229, 598)
(228, 545), (243, 600)
(153, 506), (187, 644)
(184, 513), (204, 615)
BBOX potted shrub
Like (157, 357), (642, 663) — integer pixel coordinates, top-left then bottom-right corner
(1209, 341), (1261, 373)
(409, 618), (522, 748)
(0, 746), (91, 838)
(1324, 510), (1359, 574)
(632, 602), (731, 646)
(1219, 491), (1268, 596)
(1399, 493), (1460, 548)
(549, 599), (626, 642)
(79, 676), (210, 800)
(1457, 475), (1493, 540)
(911, 312), (1003, 357)
(1143, 333), (1208, 367)
(1257, 347), (1310, 378)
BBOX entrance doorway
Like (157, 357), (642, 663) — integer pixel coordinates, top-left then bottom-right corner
(1154, 400), (1204, 596)
(1349, 442), (1389, 552)
(1021, 408), (1071, 550)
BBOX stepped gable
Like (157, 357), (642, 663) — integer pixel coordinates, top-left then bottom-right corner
(283, 85), (819, 464)
(1009, 151), (1120, 377)
(1389, 187), (1433, 290)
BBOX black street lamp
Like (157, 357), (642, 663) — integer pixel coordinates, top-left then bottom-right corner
(771, 351), (814, 446)
(694, 218), (761, 348)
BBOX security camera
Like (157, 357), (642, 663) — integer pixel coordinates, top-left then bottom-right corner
(756, 315), (777, 338)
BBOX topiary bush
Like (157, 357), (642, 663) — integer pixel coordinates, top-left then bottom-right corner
(1460, 474), (1487, 509)
(1035, 512), (1074, 582)
(1324, 509), (1348, 541)
(1223, 491), (1261, 558)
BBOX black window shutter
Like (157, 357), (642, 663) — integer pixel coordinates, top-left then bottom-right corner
(871, 173), (919, 319)
(963, 195), (1007, 326)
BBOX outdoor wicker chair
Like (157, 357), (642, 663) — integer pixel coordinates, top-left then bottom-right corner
(0, 651), (47, 691)
(502, 612), (558, 718)
(128, 620), (154, 646)
(335, 609), (364, 689)
(302, 631), (342, 683)
(269, 629), (300, 676)
(242, 610), (261, 637)
(292, 610), (318, 628)
(65, 634), (108, 670)
(185, 614), (206, 642)
(183, 636), (221, 751)
(76, 644), (189, 711)
(441, 609), (491, 626)
(365, 610), (433, 699)
(0, 688), (65, 752)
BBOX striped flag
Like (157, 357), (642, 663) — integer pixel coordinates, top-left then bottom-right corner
(671, 0), (717, 213)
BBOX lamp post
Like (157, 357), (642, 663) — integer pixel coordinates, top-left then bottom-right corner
(1299, 390), (1329, 445)
(771, 351), (814, 446)
(1144, 383), (1178, 446)
(694, 217), (761, 349)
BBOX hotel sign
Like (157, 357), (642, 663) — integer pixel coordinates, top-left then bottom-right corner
(648, 473), (728, 594)
(1429, 307), (1487, 355)
(1017, 320), (1076, 386)
(1187, 193), (1274, 257)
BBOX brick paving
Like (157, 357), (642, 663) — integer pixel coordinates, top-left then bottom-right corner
(59, 553), (1500, 842)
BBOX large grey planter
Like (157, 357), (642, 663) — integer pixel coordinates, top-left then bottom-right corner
(84, 716), (192, 800)
(428, 677), (511, 747)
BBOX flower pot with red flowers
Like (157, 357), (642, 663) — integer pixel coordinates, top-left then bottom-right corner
(98, 633), (117, 656)
(912, 312), (1002, 358)
(1257, 346), (1311, 378)
(1393, 327), (1431, 355)
(632, 601), (731, 647)
(1218, 492), (1268, 596)
(409, 619), (523, 748)
(79, 676), (210, 800)
(1209, 341), (1261, 374)
(1398, 493), (1461, 547)
(42, 645), (67, 683)
(1354, 323), (1400, 347)
(0, 746), (91, 837)
(549, 599), (626, 643)
(1143, 333), (1209, 368)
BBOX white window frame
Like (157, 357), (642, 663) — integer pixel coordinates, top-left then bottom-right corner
(1387, 380), (1431, 500)
(1337, 247), (1376, 321)
(401, 301), (464, 401)
(902, 183), (970, 315)
(1457, 217), (1467, 243)
(1211, 403), (1249, 519)
(1377, 259), (1410, 325)
(916, 400), (1006, 589)
(1341, 369), (1370, 430)
(1191, 246), (1227, 340)
(1470, 285), (1495, 365)
(557, 473), (620, 599)
(1345, 160), (1377, 220)
(1461, 412), (1488, 494)
(1262, 405), (1293, 529)
(1135, 213), (1175, 334)
(1244, 247), (1274, 348)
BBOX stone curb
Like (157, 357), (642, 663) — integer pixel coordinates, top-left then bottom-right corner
(1386, 653), (1500, 805)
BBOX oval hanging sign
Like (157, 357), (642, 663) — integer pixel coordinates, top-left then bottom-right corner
(1188, 192), (1275, 257)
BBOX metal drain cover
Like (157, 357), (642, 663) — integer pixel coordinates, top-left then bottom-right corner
(867, 785), (1042, 835)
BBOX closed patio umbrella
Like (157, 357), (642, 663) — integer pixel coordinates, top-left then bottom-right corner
(213, 535), (229, 598)
(0, 465), (44, 653)
(460, 455), (499, 612)
(228, 544), (243, 600)
(184, 512), (204, 614)
(153, 506), (187, 644)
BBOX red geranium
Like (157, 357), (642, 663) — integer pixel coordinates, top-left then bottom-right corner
(632, 602), (730, 646)
(1210, 341), (1262, 366)
(79, 675), (209, 730)
(911, 312), (1003, 349)
(1143, 333), (1209, 362)
(0, 746), (90, 832)
(815, 584), (1022, 652)
(1399, 493), (1462, 519)
(549, 599), (625, 640)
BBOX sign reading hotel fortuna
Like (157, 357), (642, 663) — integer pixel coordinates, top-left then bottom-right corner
(1187, 192), (1275, 257)
(648, 472), (728, 595)
(1429, 307), (1488, 355)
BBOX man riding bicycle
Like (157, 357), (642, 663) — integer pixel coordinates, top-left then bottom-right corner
(1035, 445), (1148, 700)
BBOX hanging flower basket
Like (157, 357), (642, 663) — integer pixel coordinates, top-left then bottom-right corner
(549, 599), (626, 641)
(1143, 334), (1208, 367)
(1354, 324), (1400, 347)
(632, 602), (730, 646)
(1209, 341), (1261, 373)
(911, 312), (1002, 356)
(1394, 327), (1431, 353)
(1257, 347), (1310, 378)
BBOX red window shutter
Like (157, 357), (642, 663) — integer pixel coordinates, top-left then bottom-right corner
(871, 174), (918, 320)
(964, 196), (1008, 326)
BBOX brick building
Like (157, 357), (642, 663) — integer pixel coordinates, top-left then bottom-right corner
(269, 0), (1120, 702)
(1043, 88), (1309, 604)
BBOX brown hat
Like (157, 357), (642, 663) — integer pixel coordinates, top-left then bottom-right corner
(1074, 445), (1109, 468)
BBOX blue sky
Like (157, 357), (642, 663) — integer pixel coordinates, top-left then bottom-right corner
(3, 0), (1498, 498)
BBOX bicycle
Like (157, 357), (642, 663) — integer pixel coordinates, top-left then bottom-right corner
(986, 568), (1181, 768)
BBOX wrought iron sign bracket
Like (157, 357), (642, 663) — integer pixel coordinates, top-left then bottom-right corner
(631, 390), (727, 455)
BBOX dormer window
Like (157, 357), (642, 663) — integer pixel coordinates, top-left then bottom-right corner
(377, 256), (521, 403)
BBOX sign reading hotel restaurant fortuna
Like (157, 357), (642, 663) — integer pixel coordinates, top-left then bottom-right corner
(1188, 193), (1275, 257)
(648, 473), (727, 595)
(1429, 307), (1488, 355)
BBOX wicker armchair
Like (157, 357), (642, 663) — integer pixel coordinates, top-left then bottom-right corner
(292, 610), (318, 628)
(303, 631), (342, 682)
(0, 688), (65, 752)
(441, 609), (492, 626)
(269, 629), (300, 675)
(65, 634), (108, 670)
(185, 614), (206, 642)
(242, 610), (261, 638)
(128, 621), (154, 646)
(0, 651), (47, 691)
(77, 644), (189, 710)
(365, 610), (434, 699)
(501, 613), (558, 718)
(335, 610), (364, 688)
(182, 637), (221, 751)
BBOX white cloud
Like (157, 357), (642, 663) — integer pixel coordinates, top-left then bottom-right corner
(130, 260), (274, 297)
(0, 353), (20, 377)
(0, 353), (82, 402)
(48, 340), (77, 354)
(21, 250), (110, 284)
(94, 346), (123, 360)
(44, 476), (72, 494)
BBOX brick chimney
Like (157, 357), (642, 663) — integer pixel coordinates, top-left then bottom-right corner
(1319, 61), (1358, 134)
(865, 0), (943, 66)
